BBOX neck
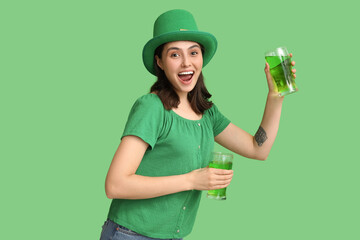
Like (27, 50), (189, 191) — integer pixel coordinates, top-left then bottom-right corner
(172, 93), (202, 120)
(179, 95), (189, 105)
(174, 90), (189, 104)
(177, 95), (195, 114)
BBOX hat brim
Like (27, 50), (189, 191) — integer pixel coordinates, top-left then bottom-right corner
(142, 31), (217, 75)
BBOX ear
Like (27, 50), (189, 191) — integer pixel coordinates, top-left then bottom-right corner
(155, 55), (163, 70)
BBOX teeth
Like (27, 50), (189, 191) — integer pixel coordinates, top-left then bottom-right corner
(178, 71), (194, 75)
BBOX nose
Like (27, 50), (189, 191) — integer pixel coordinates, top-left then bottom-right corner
(181, 55), (191, 67)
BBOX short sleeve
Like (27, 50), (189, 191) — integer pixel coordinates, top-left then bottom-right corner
(208, 103), (231, 137)
(121, 94), (164, 149)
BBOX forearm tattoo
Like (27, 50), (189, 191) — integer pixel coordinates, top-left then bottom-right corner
(255, 126), (268, 147)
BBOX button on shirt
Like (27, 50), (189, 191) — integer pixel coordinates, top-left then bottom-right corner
(107, 94), (231, 239)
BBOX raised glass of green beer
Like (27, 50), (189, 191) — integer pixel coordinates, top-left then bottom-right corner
(265, 47), (298, 96)
(207, 152), (233, 200)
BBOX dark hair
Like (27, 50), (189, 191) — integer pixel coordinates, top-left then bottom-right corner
(150, 43), (213, 114)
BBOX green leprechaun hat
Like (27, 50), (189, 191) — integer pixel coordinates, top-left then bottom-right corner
(142, 9), (218, 75)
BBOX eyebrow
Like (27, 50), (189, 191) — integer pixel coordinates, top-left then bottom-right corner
(166, 44), (200, 53)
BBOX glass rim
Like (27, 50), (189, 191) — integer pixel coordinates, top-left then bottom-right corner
(212, 152), (233, 158)
(265, 46), (288, 56)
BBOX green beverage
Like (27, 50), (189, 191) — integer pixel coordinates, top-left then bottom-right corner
(265, 47), (298, 96)
(207, 152), (233, 200)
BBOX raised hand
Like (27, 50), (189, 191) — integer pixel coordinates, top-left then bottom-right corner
(265, 53), (297, 96)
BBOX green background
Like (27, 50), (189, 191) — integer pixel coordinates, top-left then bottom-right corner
(1, 0), (359, 239)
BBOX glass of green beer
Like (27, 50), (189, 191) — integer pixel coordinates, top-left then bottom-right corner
(265, 47), (298, 96)
(207, 152), (233, 200)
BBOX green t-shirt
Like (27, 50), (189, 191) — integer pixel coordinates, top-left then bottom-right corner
(107, 93), (230, 239)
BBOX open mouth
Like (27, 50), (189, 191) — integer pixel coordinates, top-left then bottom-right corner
(178, 71), (194, 84)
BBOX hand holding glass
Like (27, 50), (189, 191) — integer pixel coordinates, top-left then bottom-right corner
(207, 152), (233, 200)
(265, 47), (298, 96)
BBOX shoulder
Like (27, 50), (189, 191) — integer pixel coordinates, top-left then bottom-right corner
(205, 102), (230, 123)
(127, 93), (165, 122)
(132, 93), (164, 111)
(135, 93), (162, 104)
(122, 94), (166, 149)
(205, 102), (221, 117)
(204, 102), (231, 136)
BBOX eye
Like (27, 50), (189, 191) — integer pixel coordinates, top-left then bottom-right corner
(171, 53), (179, 58)
(191, 51), (199, 56)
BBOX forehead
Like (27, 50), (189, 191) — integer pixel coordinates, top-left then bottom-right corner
(163, 41), (200, 49)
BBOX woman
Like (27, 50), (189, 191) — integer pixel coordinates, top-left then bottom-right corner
(100, 9), (296, 240)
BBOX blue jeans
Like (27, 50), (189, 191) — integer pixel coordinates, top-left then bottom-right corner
(99, 219), (183, 240)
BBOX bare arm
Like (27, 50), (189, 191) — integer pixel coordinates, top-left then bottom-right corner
(215, 95), (283, 160)
(215, 55), (296, 160)
(105, 135), (233, 199)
